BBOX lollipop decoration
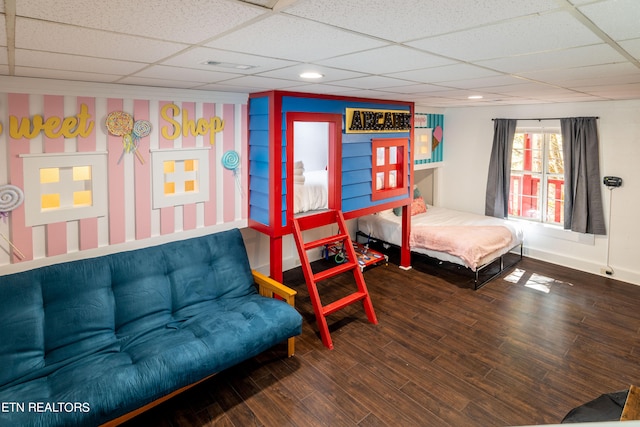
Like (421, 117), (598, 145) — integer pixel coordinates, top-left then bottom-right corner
(221, 150), (240, 171)
(106, 111), (147, 165)
(0, 184), (26, 259)
(130, 120), (152, 164)
(221, 150), (244, 196)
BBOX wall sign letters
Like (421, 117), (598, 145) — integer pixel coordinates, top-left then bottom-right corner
(160, 103), (225, 145)
(345, 108), (411, 133)
(1, 103), (225, 145)
(9, 104), (94, 139)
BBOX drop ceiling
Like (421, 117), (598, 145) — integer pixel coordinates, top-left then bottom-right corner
(1, 0), (639, 107)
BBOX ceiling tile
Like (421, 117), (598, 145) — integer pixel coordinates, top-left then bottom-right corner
(160, 47), (298, 73)
(213, 74), (306, 90)
(619, 38), (640, 60)
(205, 14), (388, 62)
(276, 83), (360, 95)
(285, 0), (560, 42)
(16, 18), (188, 63)
(16, 0), (267, 44)
(117, 76), (204, 89)
(15, 67), (121, 84)
(406, 11), (603, 62)
(518, 63), (640, 85)
(337, 89), (408, 100)
(485, 82), (575, 97)
(331, 75), (419, 90)
(444, 75), (528, 90)
(257, 64), (366, 83)
(574, 82), (640, 99)
(389, 63), (500, 84)
(15, 50), (148, 75)
(131, 65), (241, 83)
(317, 45), (455, 75)
(578, 0), (640, 41)
(477, 44), (628, 74)
(376, 83), (454, 95)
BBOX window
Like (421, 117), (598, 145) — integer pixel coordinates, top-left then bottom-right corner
(22, 152), (108, 226)
(151, 147), (210, 208)
(371, 138), (407, 201)
(509, 128), (564, 225)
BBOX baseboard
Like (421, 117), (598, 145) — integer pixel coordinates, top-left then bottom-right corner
(523, 247), (640, 287)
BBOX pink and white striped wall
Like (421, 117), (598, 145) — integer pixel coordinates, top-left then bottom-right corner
(0, 88), (248, 272)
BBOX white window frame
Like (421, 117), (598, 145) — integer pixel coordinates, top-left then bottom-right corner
(21, 152), (108, 226)
(510, 124), (563, 225)
(151, 147), (210, 209)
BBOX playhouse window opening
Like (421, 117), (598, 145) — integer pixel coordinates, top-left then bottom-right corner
(371, 138), (407, 201)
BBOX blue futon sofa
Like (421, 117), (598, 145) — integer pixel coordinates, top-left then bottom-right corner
(0, 228), (302, 426)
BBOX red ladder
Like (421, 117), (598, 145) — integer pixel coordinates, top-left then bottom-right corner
(291, 209), (378, 349)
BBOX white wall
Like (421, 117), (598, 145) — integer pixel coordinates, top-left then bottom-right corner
(428, 99), (640, 285)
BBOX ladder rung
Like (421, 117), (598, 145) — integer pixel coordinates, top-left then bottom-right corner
(294, 210), (337, 231)
(313, 262), (356, 282)
(322, 292), (367, 317)
(303, 233), (349, 251)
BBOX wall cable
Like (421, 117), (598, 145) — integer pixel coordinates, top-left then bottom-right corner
(605, 186), (615, 275)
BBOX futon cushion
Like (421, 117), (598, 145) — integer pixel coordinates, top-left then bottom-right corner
(0, 272), (45, 388)
(0, 258), (118, 390)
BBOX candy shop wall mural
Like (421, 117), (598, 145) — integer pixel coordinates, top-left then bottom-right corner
(0, 86), (247, 271)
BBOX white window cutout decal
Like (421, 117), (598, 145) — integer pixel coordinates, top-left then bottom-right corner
(21, 152), (107, 226)
(151, 147), (210, 209)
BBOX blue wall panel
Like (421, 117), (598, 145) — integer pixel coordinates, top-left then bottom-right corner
(342, 169), (371, 186)
(249, 114), (269, 131)
(249, 145), (269, 162)
(249, 130), (269, 146)
(342, 182), (372, 199)
(249, 96), (270, 226)
(249, 177), (269, 193)
(249, 160), (269, 178)
(343, 156), (372, 171)
(342, 142), (371, 158)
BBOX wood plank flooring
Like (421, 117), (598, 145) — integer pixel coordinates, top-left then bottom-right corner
(122, 252), (640, 427)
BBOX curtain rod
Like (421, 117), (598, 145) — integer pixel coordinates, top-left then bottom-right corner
(492, 117), (599, 121)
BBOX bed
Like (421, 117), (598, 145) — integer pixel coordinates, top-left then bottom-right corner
(357, 205), (524, 289)
(294, 169), (328, 214)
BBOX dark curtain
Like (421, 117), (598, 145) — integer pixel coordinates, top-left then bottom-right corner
(560, 117), (606, 235)
(485, 119), (517, 218)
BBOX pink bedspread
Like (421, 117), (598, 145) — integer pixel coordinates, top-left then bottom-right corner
(410, 225), (513, 271)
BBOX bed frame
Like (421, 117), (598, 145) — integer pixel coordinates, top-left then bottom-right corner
(356, 231), (523, 290)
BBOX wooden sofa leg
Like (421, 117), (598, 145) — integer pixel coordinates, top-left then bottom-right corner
(287, 337), (295, 357)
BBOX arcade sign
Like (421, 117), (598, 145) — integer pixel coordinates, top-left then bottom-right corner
(345, 108), (411, 133)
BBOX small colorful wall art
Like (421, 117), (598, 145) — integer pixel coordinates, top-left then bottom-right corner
(414, 113), (444, 165)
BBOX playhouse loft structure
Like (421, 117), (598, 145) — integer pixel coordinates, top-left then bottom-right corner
(247, 91), (416, 282)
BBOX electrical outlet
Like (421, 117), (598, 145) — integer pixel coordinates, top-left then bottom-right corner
(600, 267), (613, 276)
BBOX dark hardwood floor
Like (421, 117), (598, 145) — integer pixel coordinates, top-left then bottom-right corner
(122, 251), (640, 427)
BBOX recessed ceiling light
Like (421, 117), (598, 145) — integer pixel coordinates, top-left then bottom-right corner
(203, 60), (256, 70)
(299, 72), (324, 79)
(468, 95), (483, 99)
